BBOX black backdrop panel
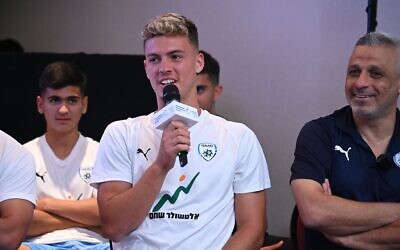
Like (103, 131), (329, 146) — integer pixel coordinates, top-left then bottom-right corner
(0, 52), (157, 143)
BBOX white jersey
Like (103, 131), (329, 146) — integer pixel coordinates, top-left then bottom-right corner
(23, 134), (106, 244)
(0, 130), (36, 205)
(91, 110), (271, 249)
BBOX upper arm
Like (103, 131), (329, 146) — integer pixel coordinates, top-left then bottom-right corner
(291, 178), (326, 227)
(0, 199), (34, 249)
(97, 181), (132, 213)
(235, 190), (266, 229)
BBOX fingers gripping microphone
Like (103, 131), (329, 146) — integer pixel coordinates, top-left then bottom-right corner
(163, 85), (187, 167)
(152, 84), (199, 167)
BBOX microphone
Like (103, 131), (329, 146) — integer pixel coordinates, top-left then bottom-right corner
(152, 84), (199, 167)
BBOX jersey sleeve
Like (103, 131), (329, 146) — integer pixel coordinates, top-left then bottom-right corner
(233, 125), (271, 193)
(290, 120), (333, 185)
(90, 120), (135, 188)
(0, 134), (36, 205)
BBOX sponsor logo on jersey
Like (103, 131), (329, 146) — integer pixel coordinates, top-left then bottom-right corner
(334, 145), (351, 162)
(137, 147), (151, 161)
(152, 172), (200, 212)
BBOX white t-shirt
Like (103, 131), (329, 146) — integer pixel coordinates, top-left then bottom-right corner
(0, 130), (36, 205)
(24, 134), (106, 244)
(91, 110), (271, 249)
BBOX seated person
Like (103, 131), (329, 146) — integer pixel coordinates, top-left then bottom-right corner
(19, 61), (109, 250)
(291, 32), (400, 249)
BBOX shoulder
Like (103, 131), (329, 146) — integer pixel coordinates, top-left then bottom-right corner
(0, 131), (33, 159)
(81, 134), (100, 146)
(105, 115), (151, 132)
(301, 106), (349, 134)
(23, 136), (41, 149)
(206, 112), (249, 131)
(205, 113), (258, 143)
(99, 115), (152, 145)
(0, 131), (35, 176)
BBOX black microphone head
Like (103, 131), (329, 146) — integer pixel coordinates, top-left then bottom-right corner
(162, 84), (180, 104)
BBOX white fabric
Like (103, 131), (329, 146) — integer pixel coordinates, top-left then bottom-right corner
(0, 130), (36, 205)
(91, 110), (271, 249)
(23, 134), (106, 244)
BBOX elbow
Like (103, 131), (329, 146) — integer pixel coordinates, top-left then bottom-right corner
(298, 206), (328, 230)
(102, 224), (126, 242)
(101, 219), (138, 242)
(255, 232), (265, 248)
(0, 237), (21, 250)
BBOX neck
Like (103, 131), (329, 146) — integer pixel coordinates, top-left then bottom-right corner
(45, 130), (79, 160)
(354, 112), (396, 157)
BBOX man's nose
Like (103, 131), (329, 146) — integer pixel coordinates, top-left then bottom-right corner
(58, 103), (69, 114)
(159, 58), (172, 74)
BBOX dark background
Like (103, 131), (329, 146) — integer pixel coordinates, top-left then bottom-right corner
(0, 53), (157, 143)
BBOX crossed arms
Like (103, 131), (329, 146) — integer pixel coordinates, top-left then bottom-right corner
(291, 179), (400, 249)
(25, 197), (102, 238)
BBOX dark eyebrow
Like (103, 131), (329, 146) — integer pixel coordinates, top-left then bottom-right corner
(46, 95), (80, 100)
(46, 95), (61, 100)
(146, 50), (185, 57)
(347, 64), (360, 69)
(168, 50), (185, 54)
(368, 65), (383, 72)
(145, 53), (159, 58)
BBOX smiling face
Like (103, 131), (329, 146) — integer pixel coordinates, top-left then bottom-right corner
(143, 35), (204, 109)
(345, 45), (400, 120)
(37, 86), (87, 135)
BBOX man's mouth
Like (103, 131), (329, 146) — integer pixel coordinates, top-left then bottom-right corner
(353, 93), (374, 99)
(160, 79), (176, 86)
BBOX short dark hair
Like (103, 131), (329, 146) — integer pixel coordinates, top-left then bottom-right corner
(199, 50), (220, 85)
(38, 61), (87, 95)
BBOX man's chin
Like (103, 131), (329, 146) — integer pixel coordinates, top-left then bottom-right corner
(351, 105), (378, 120)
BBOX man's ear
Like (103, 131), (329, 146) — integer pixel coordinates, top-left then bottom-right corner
(196, 52), (204, 74)
(82, 96), (88, 114)
(144, 59), (150, 79)
(214, 85), (223, 101)
(36, 96), (44, 114)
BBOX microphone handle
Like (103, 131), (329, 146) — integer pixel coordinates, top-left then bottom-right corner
(178, 151), (188, 167)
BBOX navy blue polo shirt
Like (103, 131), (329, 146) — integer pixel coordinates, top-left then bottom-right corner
(290, 106), (400, 249)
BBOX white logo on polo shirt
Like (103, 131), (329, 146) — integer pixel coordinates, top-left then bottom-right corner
(334, 145), (351, 162)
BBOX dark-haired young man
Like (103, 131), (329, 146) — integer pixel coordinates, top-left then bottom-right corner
(20, 61), (109, 250)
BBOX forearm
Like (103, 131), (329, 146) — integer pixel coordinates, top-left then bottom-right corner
(39, 198), (100, 226)
(292, 180), (400, 236)
(314, 195), (400, 235)
(98, 163), (169, 241)
(26, 209), (84, 238)
(327, 219), (400, 249)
